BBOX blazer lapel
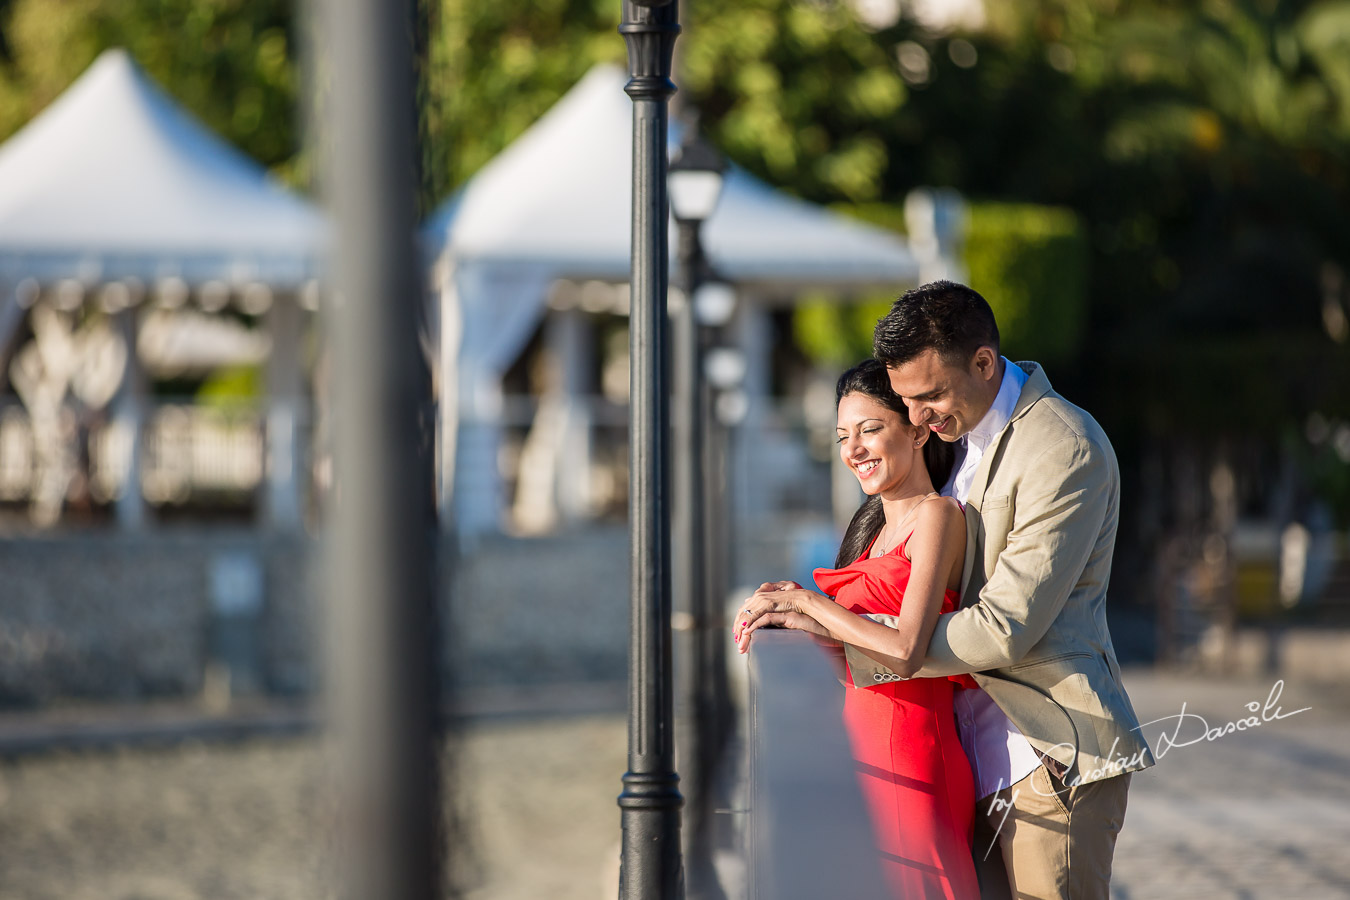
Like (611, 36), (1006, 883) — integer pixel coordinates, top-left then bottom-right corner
(959, 501), (979, 597)
(957, 362), (1053, 600)
(968, 361), (1053, 505)
(964, 439), (999, 511)
(957, 439), (999, 600)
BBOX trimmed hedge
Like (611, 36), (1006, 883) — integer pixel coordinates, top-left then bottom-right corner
(791, 200), (1089, 368)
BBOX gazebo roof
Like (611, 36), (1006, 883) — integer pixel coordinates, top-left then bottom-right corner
(424, 65), (917, 291)
(0, 48), (324, 288)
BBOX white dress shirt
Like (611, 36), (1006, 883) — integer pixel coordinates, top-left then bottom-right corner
(943, 358), (1043, 800)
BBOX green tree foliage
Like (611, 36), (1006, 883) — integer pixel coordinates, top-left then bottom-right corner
(0, 0), (1346, 441)
(424, 0), (625, 195)
(417, 0), (913, 205)
(791, 201), (1090, 370)
(679, 0), (907, 202)
(196, 364), (263, 410)
(792, 294), (893, 368)
(964, 203), (1088, 366)
(0, 0), (297, 172)
(788, 204), (910, 369)
(873, 0), (1350, 440)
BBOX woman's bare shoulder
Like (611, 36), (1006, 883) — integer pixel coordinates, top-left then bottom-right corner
(904, 495), (964, 557)
(915, 494), (963, 528)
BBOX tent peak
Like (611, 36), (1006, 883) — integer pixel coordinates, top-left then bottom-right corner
(0, 47), (324, 285)
(423, 61), (917, 288)
(91, 46), (135, 70)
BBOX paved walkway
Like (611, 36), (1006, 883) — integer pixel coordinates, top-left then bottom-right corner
(1111, 670), (1350, 899)
(0, 671), (1346, 899)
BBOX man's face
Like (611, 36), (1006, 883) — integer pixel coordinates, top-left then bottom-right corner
(886, 347), (1000, 443)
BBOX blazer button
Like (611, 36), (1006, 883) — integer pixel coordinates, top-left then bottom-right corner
(874, 673), (885, 682)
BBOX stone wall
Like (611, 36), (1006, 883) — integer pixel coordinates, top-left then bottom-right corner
(0, 532), (317, 706)
(0, 523), (811, 708)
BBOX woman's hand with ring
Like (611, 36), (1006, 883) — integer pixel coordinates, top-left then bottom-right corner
(733, 587), (830, 654)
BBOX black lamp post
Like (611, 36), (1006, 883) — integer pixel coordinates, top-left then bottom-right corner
(668, 124), (727, 900)
(618, 2), (684, 899)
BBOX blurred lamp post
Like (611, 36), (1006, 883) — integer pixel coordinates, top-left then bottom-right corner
(669, 124), (727, 899)
(669, 132), (727, 230)
(618, 1), (684, 899)
(317, 1), (441, 899)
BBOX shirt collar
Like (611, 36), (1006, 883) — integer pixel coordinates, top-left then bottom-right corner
(965, 357), (1027, 449)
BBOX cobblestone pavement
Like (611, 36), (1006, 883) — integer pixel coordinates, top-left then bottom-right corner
(453, 714), (625, 900)
(1111, 670), (1350, 900)
(0, 713), (627, 900)
(0, 670), (1347, 900)
(0, 736), (326, 900)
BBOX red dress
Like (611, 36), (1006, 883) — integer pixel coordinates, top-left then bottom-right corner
(814, 536), (980, 900)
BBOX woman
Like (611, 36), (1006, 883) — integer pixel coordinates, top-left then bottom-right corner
(732, 359), (978, 900)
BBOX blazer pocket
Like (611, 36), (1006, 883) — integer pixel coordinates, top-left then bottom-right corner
(981, 494), (1010, 511)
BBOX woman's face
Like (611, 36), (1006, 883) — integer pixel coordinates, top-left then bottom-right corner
(836, 392), (925, 498)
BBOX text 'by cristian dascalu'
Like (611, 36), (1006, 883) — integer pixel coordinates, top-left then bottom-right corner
(1133, 678), (1311, 760)
(1043, 677), (1312, 786)
(982, 678), (1311, 856)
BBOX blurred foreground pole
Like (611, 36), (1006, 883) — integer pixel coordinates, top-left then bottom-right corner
(618, 1), (684, 898)
(317, 1), (441, 899)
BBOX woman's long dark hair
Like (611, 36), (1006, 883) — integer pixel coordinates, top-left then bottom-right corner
(832, 359), (955, 568)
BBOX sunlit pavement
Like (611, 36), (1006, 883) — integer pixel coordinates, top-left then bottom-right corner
(1110, 669), (1350, 900)
(0, 710), (631, 900)
(1, 671), (1347, 899)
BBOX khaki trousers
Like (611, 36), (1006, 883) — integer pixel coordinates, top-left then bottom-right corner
(970, 766), (1130, 900)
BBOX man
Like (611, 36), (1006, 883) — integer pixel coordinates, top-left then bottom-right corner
(845, 280), (1154, 900)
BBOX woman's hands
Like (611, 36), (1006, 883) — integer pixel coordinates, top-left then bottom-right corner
(732, 581), (833, 654)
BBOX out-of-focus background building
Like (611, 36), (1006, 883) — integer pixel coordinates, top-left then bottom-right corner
(0, 1), (1348, 898)
(0, 0), (1346, 703)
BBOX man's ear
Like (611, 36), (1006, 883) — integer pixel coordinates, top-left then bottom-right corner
(971, 345), (998, 382)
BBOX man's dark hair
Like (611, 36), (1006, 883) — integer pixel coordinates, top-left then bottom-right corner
(872, 280), (1000, 368)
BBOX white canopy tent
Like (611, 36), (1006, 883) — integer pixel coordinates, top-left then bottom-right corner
(0, 48), (324, 289)
(423, 66), (919, 286)
(425, 65), (948, 535)
(0, 48), (325, 529)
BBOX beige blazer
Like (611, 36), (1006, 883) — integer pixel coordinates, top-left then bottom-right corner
(844, 362), (1155, 785)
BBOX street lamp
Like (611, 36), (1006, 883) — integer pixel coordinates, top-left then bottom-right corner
(669, 124), (727, 900)
(618, 2), (683, 900)
(669, 132), (727, 225)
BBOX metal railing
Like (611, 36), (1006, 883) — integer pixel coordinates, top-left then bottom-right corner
(486, 392), (836, 531)
(0, 400), (310, 507)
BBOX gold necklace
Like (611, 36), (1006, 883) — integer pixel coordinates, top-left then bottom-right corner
(872, 491), (938, 557)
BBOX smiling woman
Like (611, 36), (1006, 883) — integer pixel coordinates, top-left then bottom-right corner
(732, 358), (978, 899)
(831, 359), (954, 567)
